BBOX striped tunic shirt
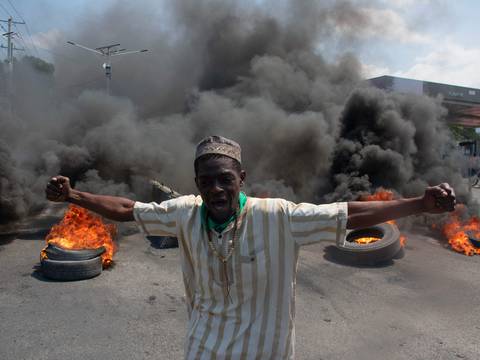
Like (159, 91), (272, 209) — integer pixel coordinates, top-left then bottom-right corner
(134, 195), (348, 359)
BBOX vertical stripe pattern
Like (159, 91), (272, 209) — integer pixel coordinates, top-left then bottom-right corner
(133, 196), (348, 359)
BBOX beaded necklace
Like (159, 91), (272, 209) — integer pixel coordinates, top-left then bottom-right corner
(206, 209), (241, 302)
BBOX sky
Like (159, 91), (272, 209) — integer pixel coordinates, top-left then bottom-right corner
(1, 0), (479, 89)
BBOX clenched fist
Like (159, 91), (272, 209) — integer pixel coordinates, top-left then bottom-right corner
(45, 176), (72, 202)
(422, 183), (456, 213)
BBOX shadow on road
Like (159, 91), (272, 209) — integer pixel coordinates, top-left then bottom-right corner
(0, 229), (50, 243)
(146, 236), (179, 249)
(323, 245), (405, 268)
(0, 234), (16, 247)
(0, 230), (49, 252)
(30, 264), (58, 283)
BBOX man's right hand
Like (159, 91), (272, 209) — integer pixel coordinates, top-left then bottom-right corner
(45, 176), (72, 202)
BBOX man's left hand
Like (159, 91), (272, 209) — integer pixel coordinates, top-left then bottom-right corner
(422, 183), (456, 213)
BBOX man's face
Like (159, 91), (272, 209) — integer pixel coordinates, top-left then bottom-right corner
(195, 156), (246, 223)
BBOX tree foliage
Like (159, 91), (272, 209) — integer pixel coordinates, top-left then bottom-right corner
(449, 124), (480, 141)
(21, 55), (55, 75)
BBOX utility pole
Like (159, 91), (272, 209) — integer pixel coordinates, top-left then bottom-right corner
(67, 41), (148, 95)
(1, 17), (25, 72)
(1, 16), (25, 109)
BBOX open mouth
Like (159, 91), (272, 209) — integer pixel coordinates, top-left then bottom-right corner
(210, 199), (229, 210)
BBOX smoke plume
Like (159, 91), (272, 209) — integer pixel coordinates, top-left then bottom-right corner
(0, 0), (471, 223)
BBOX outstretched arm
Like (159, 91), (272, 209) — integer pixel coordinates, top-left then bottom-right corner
(45, 176), (135, 222)
(346, 183), (455, 229)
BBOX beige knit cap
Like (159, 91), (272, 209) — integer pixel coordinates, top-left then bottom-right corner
(195, 135), (242, 163)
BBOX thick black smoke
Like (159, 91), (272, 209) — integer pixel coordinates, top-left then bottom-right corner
(0, 0), (471, 223)
(328, 88), (469, 202)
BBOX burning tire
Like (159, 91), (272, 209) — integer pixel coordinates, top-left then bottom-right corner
(336, 223), (401, 264)
(43, 244), (106, 261)
(40, 256), (102, 281)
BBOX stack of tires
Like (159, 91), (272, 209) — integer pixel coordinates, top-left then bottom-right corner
(41, 244), (105, 281)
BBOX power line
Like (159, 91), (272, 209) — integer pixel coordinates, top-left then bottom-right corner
(5, 0), (40, 57)
(5, 0), (20, 17)
(10, 27), (31, 56)
(0, 15), (24, 101)
(12, 22), (29, 47)
(1, 17), (25, 66)
(0, 2), (29, 60)
(0, 23), (75, 62)
(1, 19), (32, 56)
(0, 18), (9, 59)
(5, 0), (22, 21)
(0, 2), (11, 17)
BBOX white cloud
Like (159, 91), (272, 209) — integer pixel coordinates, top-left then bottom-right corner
(336, 7), (431, 44)
(394, 40), (480, 88)
(28, 28), (64, 50)
(381, 0), (431, 8)
(360, 8), (431, 44)
(361, 62), (391, 79)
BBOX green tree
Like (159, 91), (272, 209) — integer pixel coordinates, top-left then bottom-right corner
(20, 55), (54, 75)
(449, 124), (480, 141)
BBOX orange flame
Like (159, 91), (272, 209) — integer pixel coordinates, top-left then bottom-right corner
(354, 236), (381, 244)
(42, 205), (117, 267)
(359, 188), (394, 202)
(359, 188), (407, 247)
(442, 213), (480, 256)
(399, 235), (407, 247)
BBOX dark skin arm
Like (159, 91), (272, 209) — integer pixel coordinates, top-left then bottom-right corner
(45, 176), (135, 222)
(47, 176), (456, 228)
(346, 183), (455, 229)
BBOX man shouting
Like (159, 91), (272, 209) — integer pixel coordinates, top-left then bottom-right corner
(46, 135), (455, 359)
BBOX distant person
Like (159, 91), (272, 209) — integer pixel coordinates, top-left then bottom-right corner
(46, 135), (456, 359)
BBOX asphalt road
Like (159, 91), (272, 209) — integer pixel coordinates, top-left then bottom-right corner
(1, 205), (480, 359)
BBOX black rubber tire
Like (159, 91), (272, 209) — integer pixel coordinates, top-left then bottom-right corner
(41, 256), (102, 281)
(336, 223), (401, 264)
(44, 244), (105, 261)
